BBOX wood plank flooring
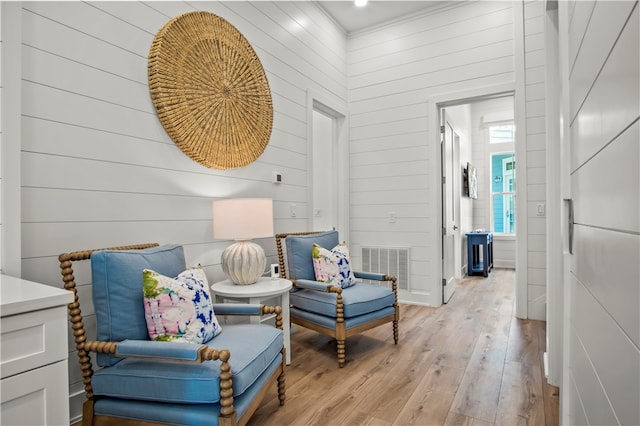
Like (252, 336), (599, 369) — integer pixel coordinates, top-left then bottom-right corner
(248, 268), (559, 426)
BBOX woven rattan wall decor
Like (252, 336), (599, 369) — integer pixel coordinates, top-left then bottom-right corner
(148, 11), (273, 170)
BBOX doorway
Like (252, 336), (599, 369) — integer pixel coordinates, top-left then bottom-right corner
(307, 93), (349, 235)
(435, 90), (518, 307)
(311, 108), (336, 231)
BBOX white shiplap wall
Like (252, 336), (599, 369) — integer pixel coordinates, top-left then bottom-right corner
(561, 0), (639, 424)
(0, 3), (3, 273)
(347, 1), (522, 306)
(10, 1), (347, 421)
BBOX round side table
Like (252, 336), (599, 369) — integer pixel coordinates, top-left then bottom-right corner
(211, 277), (292, 364)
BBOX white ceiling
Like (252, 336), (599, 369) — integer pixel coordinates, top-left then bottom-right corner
(317, 1), (450, 34)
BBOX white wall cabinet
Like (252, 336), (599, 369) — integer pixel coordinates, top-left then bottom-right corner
(1, 275), (73, 425)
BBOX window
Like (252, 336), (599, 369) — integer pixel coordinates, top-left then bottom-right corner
(491, 153), (516, 234)
(489, 124), (515, 144)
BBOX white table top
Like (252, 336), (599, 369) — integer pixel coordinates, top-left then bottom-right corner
(1, 274), (74, 317)
(211, 277), (292, 298)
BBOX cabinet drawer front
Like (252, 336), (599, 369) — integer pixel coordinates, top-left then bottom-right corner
(1, 306), (68, 379)
(1, 360), (70, 425)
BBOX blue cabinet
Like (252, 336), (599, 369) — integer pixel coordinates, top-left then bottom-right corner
(466, 232), (493, 277)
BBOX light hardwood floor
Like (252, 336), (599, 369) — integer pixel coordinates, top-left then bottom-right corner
(248, 268), (559, 426)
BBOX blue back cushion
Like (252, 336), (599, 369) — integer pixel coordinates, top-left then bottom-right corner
(285, 231), (339, 280)
(91, 244), (186, 366)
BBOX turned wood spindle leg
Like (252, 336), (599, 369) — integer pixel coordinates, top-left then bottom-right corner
(337, 340), (346, 368)
(277, 364), (286, 406)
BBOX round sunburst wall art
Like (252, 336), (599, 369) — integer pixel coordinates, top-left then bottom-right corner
(148, 11), (273, 170)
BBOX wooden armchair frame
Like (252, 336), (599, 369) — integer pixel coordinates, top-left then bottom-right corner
(59, 243), (285, 426)
(275, 232), (399, 367)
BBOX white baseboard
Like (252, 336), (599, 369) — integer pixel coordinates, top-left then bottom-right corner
(494, 259), (516, 268)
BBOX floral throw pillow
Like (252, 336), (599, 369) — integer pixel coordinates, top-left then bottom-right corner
(312, 242), (357, 289)
(142, 266), (221, 343)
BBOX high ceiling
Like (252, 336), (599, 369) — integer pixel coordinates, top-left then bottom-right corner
(317, 1), (450, 34)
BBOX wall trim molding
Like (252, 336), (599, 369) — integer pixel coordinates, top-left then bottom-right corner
(513, 0), (529, 319)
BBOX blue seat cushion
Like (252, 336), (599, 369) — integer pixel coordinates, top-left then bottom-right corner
(285, 231), (339, 281)
(91, 244), (186, 366)
(93, 353), (283, 426)
(292, 306), (396, 330)
(290, 282), (395, 318)
(92, 324), (283, 404)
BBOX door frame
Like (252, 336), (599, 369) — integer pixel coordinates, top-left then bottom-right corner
(1, 2), (23, 276)
(427, 81), (526, 314)
(544, 1), (564, 390)
(306, 89), (349, 236)
(311, 108), (337, 231)
(452, 129), (462, 278)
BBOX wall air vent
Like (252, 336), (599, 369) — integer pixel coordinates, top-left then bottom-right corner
(361, 247), (410, 290)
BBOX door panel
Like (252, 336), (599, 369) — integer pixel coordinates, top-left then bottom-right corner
(563, 4), (639, 425)
(441, 109), (457, 303)
(572, 121), (639, 232)
(572, 225), (639, 347)
(312, 109), (336, 231)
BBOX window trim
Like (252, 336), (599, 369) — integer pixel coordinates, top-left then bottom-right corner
(488, 122), (516, 144)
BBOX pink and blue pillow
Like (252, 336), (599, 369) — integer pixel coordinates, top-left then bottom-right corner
(142, 265), (222, 343)
(312, 242), (357, 289)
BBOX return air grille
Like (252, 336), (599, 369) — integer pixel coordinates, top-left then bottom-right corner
(361, 247), (409, 290)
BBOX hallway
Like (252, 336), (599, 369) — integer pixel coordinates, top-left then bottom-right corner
(249, 268), (559, 425)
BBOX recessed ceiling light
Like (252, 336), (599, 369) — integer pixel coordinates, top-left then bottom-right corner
(355, 0), (368, 7)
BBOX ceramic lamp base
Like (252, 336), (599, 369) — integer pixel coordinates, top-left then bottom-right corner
(221, 240), (266, 285)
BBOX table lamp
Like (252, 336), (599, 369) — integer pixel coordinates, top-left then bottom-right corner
(212, 198), (274, 285)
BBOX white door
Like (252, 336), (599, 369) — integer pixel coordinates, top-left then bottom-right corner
(558, 3), (639, 424)
(312, 108), (337, 231)
(441, 109), (458, 303)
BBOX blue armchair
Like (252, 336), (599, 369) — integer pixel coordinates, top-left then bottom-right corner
(59, 243), (285, 426)
(275, 231), (399, 367)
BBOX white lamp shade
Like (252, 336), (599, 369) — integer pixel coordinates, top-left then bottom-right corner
(212, 198), (274, 240)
